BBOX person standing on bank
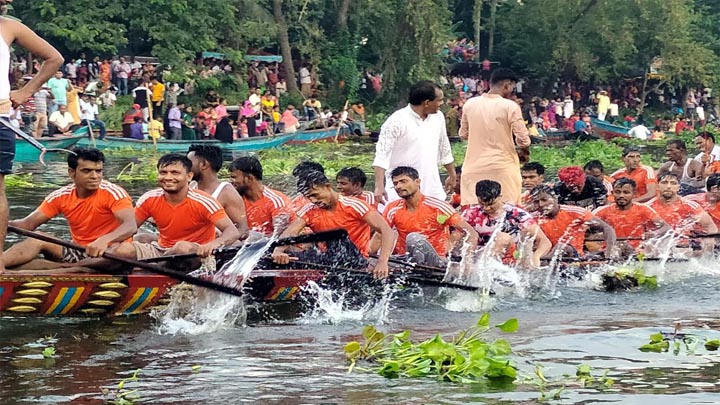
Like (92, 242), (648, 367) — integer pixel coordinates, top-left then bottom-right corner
(459, 68), (531, 206)
(0, 2), (64, 272)
(372, 80), (455, 206)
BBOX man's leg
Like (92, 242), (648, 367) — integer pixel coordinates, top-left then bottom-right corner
(0, 127), (15, 273)
(4, 238), (63, 268)
(93, 119), (106, 139)
(406, 232), (447, 268)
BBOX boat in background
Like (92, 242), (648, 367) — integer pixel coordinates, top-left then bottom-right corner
(591, 118), (630, 140)
(14, 133), (85, 162)
(286, 127), (343, 144)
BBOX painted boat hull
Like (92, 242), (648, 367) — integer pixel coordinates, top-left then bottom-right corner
(286, 128), (340, 144)
(14, 134), (84, 162)
(591, 118), (630, 140)
(75, 132), (297, 153)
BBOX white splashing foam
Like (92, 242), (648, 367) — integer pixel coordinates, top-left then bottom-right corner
(297, 280), (396, 325)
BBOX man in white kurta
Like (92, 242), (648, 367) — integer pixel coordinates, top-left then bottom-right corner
(372, 81), (455, 207)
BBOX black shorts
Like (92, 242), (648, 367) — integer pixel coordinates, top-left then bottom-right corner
(0, 123), (15, 174)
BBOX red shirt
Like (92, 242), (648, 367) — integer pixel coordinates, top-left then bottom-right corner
(610, 165), (657, 197)
(536, 205), (593, 253)
(384, 194), (461, 256)
(243, 186), (295, 235)
(299, 196), (373, 256)
(648, 197), (704, 233)
(687, 193), (720, 228)
(593, 203), (659, 247)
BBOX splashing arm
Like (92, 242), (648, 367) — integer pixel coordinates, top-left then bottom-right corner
(271, 217), (308, 264)
(365, 210), (396, 279)
(587, 216), (617, 258)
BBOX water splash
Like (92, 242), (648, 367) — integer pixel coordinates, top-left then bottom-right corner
(297, 280), (396, 325)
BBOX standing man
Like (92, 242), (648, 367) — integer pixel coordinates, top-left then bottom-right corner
(33, 84), (52, 138)
(459, 68), (531, 206)
(610, 146), (657, 203)
(596, 90), (610, 121)
(46, 70), (70, 114)
(150, 77), (165, 120)
(372, 80), (455, 205)
(113, 57), (131, 96)
(167, 103), (182, 140)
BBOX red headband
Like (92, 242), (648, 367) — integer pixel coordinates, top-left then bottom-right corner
(558, 166), (586, 187)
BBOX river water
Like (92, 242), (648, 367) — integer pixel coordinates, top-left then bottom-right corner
(2, 158), (720, 404)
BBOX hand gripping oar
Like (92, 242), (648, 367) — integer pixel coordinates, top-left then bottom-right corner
(8, 225), (244, 297)
(0, 118), (77, 166)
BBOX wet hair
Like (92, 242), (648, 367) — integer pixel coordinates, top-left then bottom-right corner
(529, 184), (556, 199)
(490, 68), (518, 85)
(188, 144), (223, 172)
(389, 166), (419, 180)
(292, 161), (325, 178)
(408, 80), (440, 106)
(666, 139), (686, 151)
(336, 167), (367, 187)
(297, 170), (331, 196)
(707, 173), (720, 189)
(68, 147), (105, 170)
(229, 156), (263, 180)
(622, 145), (640, 157)
(613, 177), (636, 190)
(475, 180), (501, 202)
(521, 162), (545, 175)
(157, 153), (192, 172)
(697, 131), (716, 143)
(658, 173), (679, 182)
(584, 160), (605, 172)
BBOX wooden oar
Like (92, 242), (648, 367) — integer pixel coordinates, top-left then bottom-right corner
(8, 226), (244, 297)
(140, 229), (349, 263)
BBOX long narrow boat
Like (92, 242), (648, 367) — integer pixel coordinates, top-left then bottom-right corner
(286, 127), (342, 145)
(591, 118), (630, 140)
(15, 133), (85, 162)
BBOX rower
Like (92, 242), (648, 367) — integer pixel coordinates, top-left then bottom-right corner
(592, 178), (670, 256)
(290, 160), (325, 210)
(584, 160), (613, 198)
(462, 180), (551, 268)
(383, 166), (478, 267)
(657, 139), (704, 195)
(687, 173), (720, 228)
(520, 162), (546, 206)
(693, 131), (720, 168)
(229, 156), (296, 236)
(2, 148), (137, 271)
(554, 166), (607, 210)
(113, 154), (239, 261)
(272, 171), (395, 279)
(527, 185), (616, 259)
(610, 146), (657, 203)
(187, 144), (249, 239)
(336, 166), (377, 208)
(647, 173), (716, 253)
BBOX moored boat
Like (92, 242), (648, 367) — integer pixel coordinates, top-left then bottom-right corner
(286, 127), (343, 144)
(591, 118), (630, 140)
(15, 133), (85, 162)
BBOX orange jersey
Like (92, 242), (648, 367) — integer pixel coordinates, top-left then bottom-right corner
(135, 188), (227, 248)
(39, 181), (133, 246)
(449, 192), (461, 208)
(243, 186), (296, 235)
(536, 205), (593, 253)
(292, 194), (311, 211)
(687, 193), (720, 228)
(593, 203), (659, 247)
(610, 165), (656, 197)
(299, 195), (373, 256)
(706, 161), (720, 175)
(647, 197), (704, 232)
(357, 191), (378, 209)
(384, 194), (461, 256)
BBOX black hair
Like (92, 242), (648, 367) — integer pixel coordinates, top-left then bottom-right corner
(389, 166), (419, 180)
(613, 177), (636, 190)
(188, 144), (223, 172)
(157, 153), (192, 173)
(297, 170), (331, 196)
(529, 184), (556, 199)
(521, 162), (545, 175)
(292, 161), (325, 178)
(658, 172), (679, 182)
(666, 139), (686, 151)
(622, 145), (640, 157)
(475, 180), (501, 202)
(68, 147), (105, 170)
(697, 131), (716, 143)
(133, 116), (142, 123)
(490, 68), (518, 85)
(584, 160), (605, 172)
(408, 80), (440, 106)
(229, 156), (263, 180)
(455, 165), (462, 175)
(336, 167), (367, 187)
(707, 173), (720, 190)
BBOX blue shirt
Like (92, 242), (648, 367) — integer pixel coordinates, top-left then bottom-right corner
(47, 78), (69, 105)
(574, 120), (587, 132)
(130, 123), (144, 140)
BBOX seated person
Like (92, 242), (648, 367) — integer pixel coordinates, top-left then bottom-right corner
(336, 166), (377, 208)
(129, 116), (144, 140)
(384, 166), (478, 267)
(2, 148), (136, 272)
(687, 173), (720, 228)
(272, 171), (395, 278)
(462, 180), (551, 267)
(554, 166), (607, 210)
(48, 104), (74, 135)
(113, 154), (239, 262)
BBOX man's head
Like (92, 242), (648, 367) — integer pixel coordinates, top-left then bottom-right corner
(490, 68), (518, 98)
(408, 81), (444, 115)
(694, 132), (716, 154)
(54, 71), (63, 79)
(665, 139), (687, 162)
(390, 166), (421, 200)
(454, 165), (462, 194)
(298, 171), (335, 209)
(475, 180), (503, 216)
(151, 77), (159, 84)
(558, 166), (587, 195)
(706, 174), (720, 203)
(58, 104), (67, 114)
(156, 153), (193, 194)
(336, 167), (367, 197)
(187, 144), (223, 181)
(612, 177), (636, 208)
(584, 160), (605, 180)
(657, 173), (680, 201)
(68, 147), (105, 191)
(528, 184), (559, 218)
(521, 162), (545, 190)
(292, 161), (325, 180)
(622, 145), (642, 170)
(229, 156), (263, 195)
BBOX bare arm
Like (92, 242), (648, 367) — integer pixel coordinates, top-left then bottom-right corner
(196, 216), (240, 257)
(364, 210), (396, 279)
(452, 217), (479, 248)
(523, 223), (552, 267)
(587, 217), (617, 258)
(271, 217), (308, 264)
(510, 104), (531, 147)
(9, 210), (51, 231)
(219, 187), (249, 240)
(86, 208), (138, 257)
(635, 183), (657, 203)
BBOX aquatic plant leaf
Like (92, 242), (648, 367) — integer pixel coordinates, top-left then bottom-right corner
(576, 364), (591, 376)
(639, 341), (669, 352)
(495, 318), (519, 333)
(362, 325), (378, 340)
(378, 361), (400, 378)
(394, 330), (411, 341)
(42, 347), (56, 358)
(477, 313), (490, 328)
(643, 276), (658, 289)
(705, 339), (720, 351)
(489, 339), (512, 356)
(649, 333), (664, 343)
(502, 365), (517, 378)
(344, 341), (362, 359)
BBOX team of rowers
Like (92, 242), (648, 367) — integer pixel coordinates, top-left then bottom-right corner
(3, 132), (720, 278)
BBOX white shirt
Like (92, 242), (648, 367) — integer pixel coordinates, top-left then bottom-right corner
(628, 124), (650, 140)
(299, 67), (311, 84)
(80, 99), (96, 121)
(609, 103), (619, 116)
(563, 99), (574, 118)
(697, 106), (706, 121)
(372, 105), (454, 204)
(49, 111), (74, 128)
(100, 92), (116, 107)
(694, 144), (720, 163)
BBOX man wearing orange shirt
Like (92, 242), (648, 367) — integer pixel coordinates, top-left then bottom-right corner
(610, 146), (657, 203)
(687, 174), (720, 228)
(527, 185), (616, 259)
(592, 178), (670, 256)
(384, 166), (478, 267)
(114, 154), (239, 260)
(2, 148), (137, 271)
(336, 167), (377, 208)
(229, 156), (296, 236)
(290, 160), (325, 211)
(272, 171), (395, 279)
